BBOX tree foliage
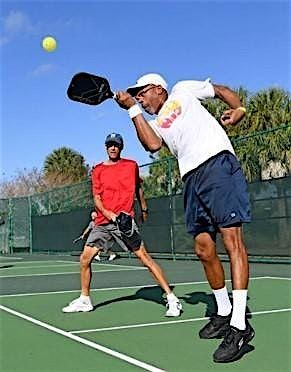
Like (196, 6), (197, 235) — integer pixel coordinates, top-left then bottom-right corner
(1, 147), (90, 198)
(0, 168), (47, 198)
(44, 147), (89, 187)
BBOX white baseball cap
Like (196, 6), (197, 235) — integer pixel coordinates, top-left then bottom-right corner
(127, 73), (168, 96)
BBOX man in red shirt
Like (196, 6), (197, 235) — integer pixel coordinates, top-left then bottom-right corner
(63, 133), (182, 317)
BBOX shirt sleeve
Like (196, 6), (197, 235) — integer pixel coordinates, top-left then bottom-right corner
(135, 162), (143, 185)
(172, 78), (215, 100)
(91, 166), (102, 196)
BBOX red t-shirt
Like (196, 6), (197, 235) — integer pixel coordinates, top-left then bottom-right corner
(91, 158), (141, 225)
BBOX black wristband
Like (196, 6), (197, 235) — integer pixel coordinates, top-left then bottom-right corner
(141, 209), (149, 213)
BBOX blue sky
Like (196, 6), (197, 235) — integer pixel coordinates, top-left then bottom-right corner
(1, 0), (290, 180)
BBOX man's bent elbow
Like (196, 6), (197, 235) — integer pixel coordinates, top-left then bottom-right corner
(141, 138), (162, 152)
(146, 143), (162, 152)
(213, 84), (231, 98)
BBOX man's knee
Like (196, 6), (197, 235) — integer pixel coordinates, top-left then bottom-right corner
(80, 246), (99, 266)
(194, 233), (216, 262)
(220, 227), (246, 254)
(134, 245), (153, 267)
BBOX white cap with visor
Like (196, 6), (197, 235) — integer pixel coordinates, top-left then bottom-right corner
(127, 73), (168, 96)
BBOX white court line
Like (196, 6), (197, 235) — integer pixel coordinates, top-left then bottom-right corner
(71, 308), (291, 334)
(0, 264), (82, 270)
(56, 259), (143, 270)
(1, 259), (143, 271)
(263, 276), (291, 281)
(0, 304), (164, 372)
(0, 276), (279, 298)
(0, 267), (146, 279)
(0, 262), (137, 271)
(0, 260), (68, 265)
(0, 257), (23, 261)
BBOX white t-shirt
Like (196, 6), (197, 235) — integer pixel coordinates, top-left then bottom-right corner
(148, 79), (235, 179)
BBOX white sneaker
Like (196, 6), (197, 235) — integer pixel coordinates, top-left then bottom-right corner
(62, 297), (93, 313)
(165, 300), (182, 317)
(108, 253), (117, 261)
(94, 255), (101, 261)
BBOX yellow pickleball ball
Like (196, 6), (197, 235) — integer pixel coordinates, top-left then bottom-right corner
(42, 36), (57, 52)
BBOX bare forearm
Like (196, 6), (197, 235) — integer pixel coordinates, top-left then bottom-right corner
(136, 186), (148, 222)
(132, 115), (162, 152)
(213, 84), (246, 126)
(114, 91), (162, 152)
(136, 186), (147, 211)
(213, 84), (242, 109)
(82, 228), (90, 237)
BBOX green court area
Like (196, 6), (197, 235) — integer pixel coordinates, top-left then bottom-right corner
(0, 255), (290, 371)
(0, 259), (146, 278)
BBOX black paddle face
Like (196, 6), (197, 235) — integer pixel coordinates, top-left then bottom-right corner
(67, 72), (114, 105)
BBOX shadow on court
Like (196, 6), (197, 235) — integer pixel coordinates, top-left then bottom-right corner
(0, 265), (14, 269)
(181, 291), (253, 319)
(93, 286), (167, 310)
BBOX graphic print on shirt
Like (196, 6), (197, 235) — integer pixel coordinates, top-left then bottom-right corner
(156, 100), (182, 129)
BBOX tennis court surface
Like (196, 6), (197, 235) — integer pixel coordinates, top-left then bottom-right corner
(0, 254), (290, 371)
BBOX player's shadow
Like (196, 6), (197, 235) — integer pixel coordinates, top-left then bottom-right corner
(180, 291), (252, 319)
(0, 265), (14, 269)
(93, 285), (167, 310)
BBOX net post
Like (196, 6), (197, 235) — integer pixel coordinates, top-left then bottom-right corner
(8, 198), (13, 255)
(28, 195), (33, 254)
(167, 158), (176, 261)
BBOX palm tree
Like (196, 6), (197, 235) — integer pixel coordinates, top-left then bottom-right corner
(205, 87), (290, 181)
(44, 147), (89, 187)
(238, 88), (291, 180)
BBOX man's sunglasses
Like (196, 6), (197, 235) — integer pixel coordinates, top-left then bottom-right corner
(135, 85), (156, 98)
(106, 142), (122, 148)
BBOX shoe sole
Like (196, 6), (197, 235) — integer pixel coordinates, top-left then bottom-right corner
(62, 307), (93, 313)
(165, 312), (181, 317)
(165, 308), (183, 317)
(213, 329), (255, 363)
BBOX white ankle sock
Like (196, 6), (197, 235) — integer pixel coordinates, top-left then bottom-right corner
(80, 295), (91, 303)
(212, 286), (232, 316)
(167, 292), (178, 302)
(230, 289), (248, 330)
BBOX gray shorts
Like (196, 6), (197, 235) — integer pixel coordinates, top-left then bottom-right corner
(85, 222), (142, 252)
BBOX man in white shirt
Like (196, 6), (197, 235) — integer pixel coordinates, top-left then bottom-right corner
(115, 73), (255, 363)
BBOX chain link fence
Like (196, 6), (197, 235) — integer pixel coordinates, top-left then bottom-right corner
(0, 128), (290, 260)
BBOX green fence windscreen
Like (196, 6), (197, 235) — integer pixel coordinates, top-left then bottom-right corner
(32, 208), (92, 253)
(1, 154), (290, 259)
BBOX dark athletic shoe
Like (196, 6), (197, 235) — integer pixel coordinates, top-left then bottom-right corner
(199, 314), (231, 339)
(213, 323), (255, 363)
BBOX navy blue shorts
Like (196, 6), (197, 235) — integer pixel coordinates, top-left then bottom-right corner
(183, 151), (251, 238)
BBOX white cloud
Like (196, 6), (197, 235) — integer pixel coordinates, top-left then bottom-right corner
(4, 10), (32, 34)
(30, 64), (58, 77)
(0, 10), (33, 46)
